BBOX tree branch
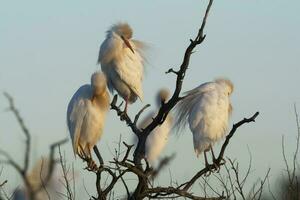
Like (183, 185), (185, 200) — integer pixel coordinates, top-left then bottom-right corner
(181, 112), (259, 191)
(3, 92), (31, 174)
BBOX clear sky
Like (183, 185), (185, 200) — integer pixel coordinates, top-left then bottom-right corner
(0, 0), (300, 198)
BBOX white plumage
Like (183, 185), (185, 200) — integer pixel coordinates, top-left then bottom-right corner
(67, 72), (110, 158)
(98, 23), (145, 112)
(138, 89), (173, 164)
(175, 78), (233, 163)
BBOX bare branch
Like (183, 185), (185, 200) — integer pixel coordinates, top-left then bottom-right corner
(165, 68), (179, 75)
(134, 104), (151, 125)
(110, 95), (141, 135)
(3, 92), (31, 173)
(0, 181), (7, 188)
(292, 104), (300, 183)
(58, 146), (75, 200)
(181, 112), (259, 191)
(39, 159), (50, 200)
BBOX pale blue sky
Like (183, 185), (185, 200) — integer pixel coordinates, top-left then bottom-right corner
(0, 0), (300, 198)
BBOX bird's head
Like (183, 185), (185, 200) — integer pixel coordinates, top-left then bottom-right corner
(108, 23), (135, 54)
(215, 78), (234, 96)
(110, 23), (133, 39)
(91, 72), (107, 96)
(156, 88), (170, 106)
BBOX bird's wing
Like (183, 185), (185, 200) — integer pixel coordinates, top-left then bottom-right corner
(114, 41), (144, 100)
(188, 88), (219, 133)
(174, 82), (217, 132)
(188, 82), (230, 154)
(99, 36), (144, 100)
(183, 81), (216, 96)
(67, 85), (92, 154)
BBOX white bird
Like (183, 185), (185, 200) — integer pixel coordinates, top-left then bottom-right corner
(174, 78), (233, 166)
(138, 89), (173, 165)
(67, 72), (110, 160)
(98, 23), (145, 113)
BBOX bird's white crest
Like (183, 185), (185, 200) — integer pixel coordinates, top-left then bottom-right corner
(137, 89), (173, 165)
(98, 22), (145, 104)
(67, 72), (110, 157)
(174, 78), (233, 157)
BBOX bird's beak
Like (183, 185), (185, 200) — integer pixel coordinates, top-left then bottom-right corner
(121, 36), (135, 54)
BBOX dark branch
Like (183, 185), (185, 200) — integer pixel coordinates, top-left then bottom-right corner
(110, 95), (141, 135)
(146, 186), (224, 200)
(4, 92), (31, 173)
(134, 104), (151, 125)
(182, 112), (259, 191)
(165, 68), (179, 75)
(0, 180), (7, 187)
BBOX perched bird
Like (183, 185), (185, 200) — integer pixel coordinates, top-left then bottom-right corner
(98, 23), (145, 113)
(137, 89), (173, 165)
(67, 72), (110, 160)
(174, 78), (233, 166)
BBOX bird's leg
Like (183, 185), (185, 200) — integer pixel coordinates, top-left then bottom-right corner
(210, 147), (220, 172)
(86, 144), (98, 171)
(204, 150), (209, 167)
(78, 144), (87, 160)
(124, 98), (129, 114)
(204, 150), (212, 176)
(120, 98), (129, 121)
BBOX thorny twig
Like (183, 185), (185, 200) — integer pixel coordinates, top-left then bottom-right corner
(58, 146), (75, 200)
(278, 104), (300, 199)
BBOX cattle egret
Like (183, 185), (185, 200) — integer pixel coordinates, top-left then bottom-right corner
(98, 23), (145, 113)
(138, 89), (173, 165)
(67, 72), (110, 162)
(174, 78), (233, 166)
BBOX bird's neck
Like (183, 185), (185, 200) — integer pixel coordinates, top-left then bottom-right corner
(92, 92), (110, 110)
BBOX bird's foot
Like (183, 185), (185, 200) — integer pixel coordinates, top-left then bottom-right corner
(78, 152), (98, 171)
(119, 111), (126, 121)
(85, 159), (98, 172)
(204, 162), (216, 176)
(219, 158), (226, 165)
(212, 161), (221, 173)
(204, 165), (213, 177)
